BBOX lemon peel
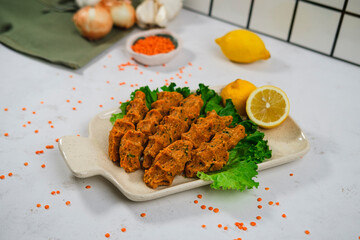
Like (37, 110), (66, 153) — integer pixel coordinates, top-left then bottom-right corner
(215, 29), (270, 63)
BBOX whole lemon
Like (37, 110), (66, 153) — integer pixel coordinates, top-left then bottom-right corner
(221, 79), (257, 116)
(215, 29), (270, 63)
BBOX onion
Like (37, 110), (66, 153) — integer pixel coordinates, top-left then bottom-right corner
(109, 1), (136, 29)
(73, 5), (113, 40)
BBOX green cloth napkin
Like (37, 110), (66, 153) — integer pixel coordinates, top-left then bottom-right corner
(0, 0), (140, 69)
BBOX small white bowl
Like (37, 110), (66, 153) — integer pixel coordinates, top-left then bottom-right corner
(126, 29), (182, 66)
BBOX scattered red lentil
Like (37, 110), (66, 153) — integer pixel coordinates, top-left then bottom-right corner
(46, 145), (54, 149)
(28, 121), (31, 124)
(37, 204), (41, 208)
(45, 205), (49, 209)
(140, 213), (146, 217)
(199, 67), (202, 70)
(162, 64), (166, 67)
(201, 205), (206, 210)
(197, 194), (202, 199)
(8, 172), (13, 177)
(103, 65), (107, 69)
(51, 191), (56, 195)
(139, 71), (143, 75)
(282, 214), (287, 218)
(208, 207), (213, 211)
(40, 101), (44, 104)
(4, 108), (8, 111)
(290, 173), (294, 176)
(105, 233), (110, 238)
(213, 208), (219, 213)
(4, 133), (9, 137)
(121, 228), (126, 232)
(99, 105), (103, 108)
(72, 87), (76, 90)
(223, 226), (228, 230)
(257, 197), (262, 202)
(78, 100), (82, 104)
(258, 205), (263, 209)
(85, 185), (91, 189)
(66, 99), (70, 103)
(130, 84), (134, 87)
(0, 175), (5, 180)
(188, 62), (192, 66)
(201, 225), (206, 228)
(265, 187), (270, 191)
(268, 201), (274, 205)
(69, 75), (73, 78)
(304, 230), (310, 235)
(55, 138), (59, 142)
(184, 81), (188, 84)
(24, 162), (28, 166)
(72, 107), (76, 110)
(276, 202), (280, 206)
(41, 164), (46, 168)
(66, 201), (71, 206)
(34, 130), (39, 133)
(23, 124), (26, 127)
(119, 82), (126, 85)
(22, 107), (26, 111)
(256, 216), (262, 220)
(32, 111), (36, 114)
(48, 121), (52, 124)
(250, 222), (256, 226)
(243, 227), (248, 231)
(56, 190), (60, 194)
(194, 200), (198, 204)
(110, 97), (114, 100)
(218, 224), (222, 228)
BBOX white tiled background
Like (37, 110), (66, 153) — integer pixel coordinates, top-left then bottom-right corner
(183, 0), (360, 66)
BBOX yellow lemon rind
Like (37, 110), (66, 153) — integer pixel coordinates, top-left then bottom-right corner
(246, 85), (290, 129)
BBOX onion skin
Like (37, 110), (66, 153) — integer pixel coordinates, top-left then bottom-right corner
(110, 1), (136, 29)
(73, 5), (113, 40)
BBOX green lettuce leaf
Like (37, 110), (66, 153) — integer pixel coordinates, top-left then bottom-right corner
(161, 82), (191, 98)
(110, 101), (130, 125)
(197, 161), (259, 191)
(218, 99), (242, 126)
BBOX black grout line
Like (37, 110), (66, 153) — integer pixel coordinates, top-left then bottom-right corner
(330, 0), (348, 56)
(300, 0), (343, 11)
(208, 0), (214, 16)
(345, 11), (360, 18)
(246, 0), (255, 29)
(287, 0), (299, 42)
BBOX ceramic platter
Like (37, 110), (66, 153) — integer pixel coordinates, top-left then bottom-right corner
(59, 86), (310, 201)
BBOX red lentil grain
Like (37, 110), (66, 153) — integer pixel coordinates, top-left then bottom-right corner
(85, 185), (91, 189)
(4, 108), (8, 111)
(105, 233), (110, 238)
(282, 214), (287, 218)
(48, 121), (52, 124)
(35, 130), (39, 133)
(51, 191), (56, 195)
(41, 164), (46, 168)
(37, 204), (41, 208)
(250, 222), (256, 226)
(23, 124), (26, 127)
(24, 162), (28, 166)
(99, 105), (103, 108)
(4, 133), (9, 137)
(66, 201), (71, 206)
(265, 187), (270, 191)
(224, 226), (228, 230)
(56, 190), (60, 194)
(32, 111), (36, 114)
(257, 197), (262, 202)
(213, 208), (219, 213)
(276, 202), (280, 206)
(304, 230), (310, 235)
(208, 207), (213, 211)
(45, 205), (49, 209)
(256, 216), (262, 220)
(72, 107), (76, 110)
(268, 201), (274, 205)
(197, 194), (202, 199)
(218, 224), (222, 228)
(55, 138), (59, 142)
(201, 205), (206, 210)
(0, 175), (5, 180)
(110, 97), (114, 100)
(140, 213), (146, 217)
(290, 173), (294, 176)
(8, 172), (13, 177)
(121, 228), (126, 232)
(194, 200), (198, 204)
(201, 225), (206, 228)
(28, 121), (31, 124)
(258, 205), (262, 209)
(66, 99), (70, 103)
(22, 107), (26, 111)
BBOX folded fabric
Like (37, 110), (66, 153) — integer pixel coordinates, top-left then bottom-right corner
(0, 0), (140, 69)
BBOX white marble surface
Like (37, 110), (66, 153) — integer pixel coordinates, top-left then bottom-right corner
(1, 9), (360, 240)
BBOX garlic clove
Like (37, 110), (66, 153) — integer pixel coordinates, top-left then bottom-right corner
(136, 0), (157, 28)
(157, 0), (182, 21)
(155, 5), (168, 27)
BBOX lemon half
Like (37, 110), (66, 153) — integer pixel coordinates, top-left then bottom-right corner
(246, 85), (290, 129)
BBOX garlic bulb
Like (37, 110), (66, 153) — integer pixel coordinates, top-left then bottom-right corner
(136, 0), (182, 28)
(75, 0), (101, 8)
(73, 5), (113, 40)
(109, 1), (136, 29)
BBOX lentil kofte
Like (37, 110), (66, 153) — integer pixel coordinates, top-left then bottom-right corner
(108, 88), (247, 189)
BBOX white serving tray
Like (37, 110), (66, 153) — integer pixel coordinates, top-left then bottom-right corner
(59, 87), (309, 201)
